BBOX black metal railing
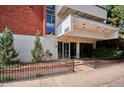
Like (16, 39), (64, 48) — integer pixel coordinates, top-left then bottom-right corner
(0, 59), (74, 82)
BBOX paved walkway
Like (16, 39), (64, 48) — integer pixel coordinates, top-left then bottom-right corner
(1, 63), (124, 87)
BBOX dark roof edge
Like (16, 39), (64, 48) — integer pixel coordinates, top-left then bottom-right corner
(96, 5), (107, 10)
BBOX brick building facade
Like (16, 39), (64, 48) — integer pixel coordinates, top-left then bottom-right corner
(0, 5), (46, 36)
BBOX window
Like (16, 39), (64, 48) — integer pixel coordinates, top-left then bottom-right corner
(47, 5), (54, 9)
(46, 14), (52, 23)
(46, 5), (55, 34)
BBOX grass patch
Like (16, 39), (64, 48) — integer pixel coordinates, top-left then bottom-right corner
(36, 73), (45, 77)
(0, 64), (21, 70)
(0, 74), (13, 82)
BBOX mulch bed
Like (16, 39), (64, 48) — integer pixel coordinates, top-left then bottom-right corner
(86, 59), (124, 69)
(0, 60), (73, 74)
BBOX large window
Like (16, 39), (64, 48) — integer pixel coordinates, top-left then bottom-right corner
(46, 5), (55, 35)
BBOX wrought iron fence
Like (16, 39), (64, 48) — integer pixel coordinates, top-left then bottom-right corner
(0, 59), (74, 82)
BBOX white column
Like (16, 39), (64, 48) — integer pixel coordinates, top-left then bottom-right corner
(93, 41), (96, 49)
(76, 42), (80, 58)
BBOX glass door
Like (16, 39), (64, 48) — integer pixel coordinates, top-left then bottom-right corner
(58, 42), (76, 59)
(64, 43), (69, 58)
(58, 42), (63, 59)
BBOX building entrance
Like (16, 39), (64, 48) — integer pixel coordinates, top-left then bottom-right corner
(58, 42), (76, 59)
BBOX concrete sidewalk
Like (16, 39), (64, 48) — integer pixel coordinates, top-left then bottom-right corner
(1, 63), (124, 87)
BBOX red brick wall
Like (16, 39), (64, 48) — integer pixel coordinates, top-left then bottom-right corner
(0, 5), (46, 36)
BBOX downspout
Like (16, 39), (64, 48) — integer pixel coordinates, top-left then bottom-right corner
(42, 5), (46, 36)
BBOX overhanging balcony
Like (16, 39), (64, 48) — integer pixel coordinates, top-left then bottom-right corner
(56, 5), (107, 21)
(56, 14), (119, 41)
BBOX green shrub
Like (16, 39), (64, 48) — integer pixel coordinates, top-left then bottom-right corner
(0, 27), (18, 64)
(113, 49), (123, 58)
(31, 32), (44, 62)
(93, 47), (123, 59)
(121, 50), (124, 56)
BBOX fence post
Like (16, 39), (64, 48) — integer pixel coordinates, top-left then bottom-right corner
(72, 57), (75, 72)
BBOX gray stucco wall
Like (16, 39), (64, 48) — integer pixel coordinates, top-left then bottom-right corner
(14, 34), (58, 62)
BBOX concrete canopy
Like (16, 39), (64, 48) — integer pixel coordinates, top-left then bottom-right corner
(57, 14), (119, 41)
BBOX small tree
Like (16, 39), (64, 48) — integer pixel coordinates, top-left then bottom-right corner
(106, 5), (124, 26)
(31, 32), (44, 62)
(0, 27), (18, 64)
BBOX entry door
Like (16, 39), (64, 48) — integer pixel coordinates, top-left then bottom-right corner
(80, 43), (93, 58)
(70, 42), (76, 59)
